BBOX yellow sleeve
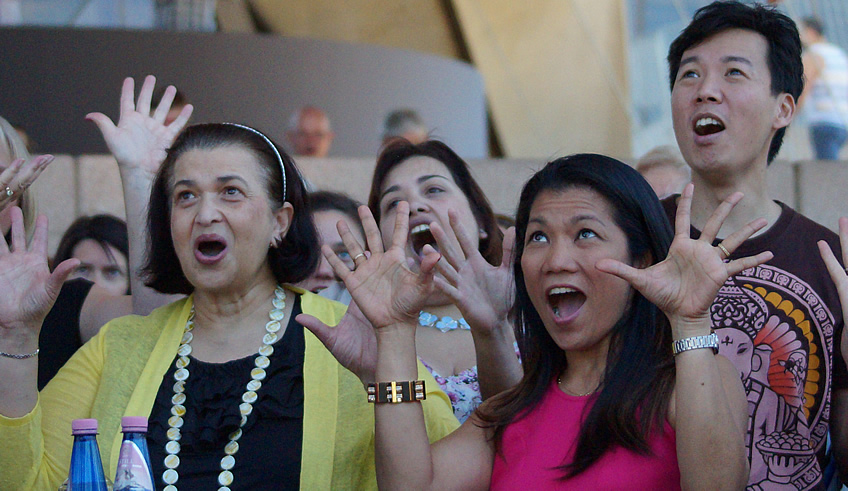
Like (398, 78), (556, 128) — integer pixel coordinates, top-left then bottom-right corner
(0, 325), (108, 490)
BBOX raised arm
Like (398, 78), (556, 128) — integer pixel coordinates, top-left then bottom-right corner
(0, 209), (78, 417)
(429, 210), (522, 398)
(86, 75), (192, 316)
(304, 202), (493, 490)
(817, 217), (848, 479)
(597, 184), (771, 490)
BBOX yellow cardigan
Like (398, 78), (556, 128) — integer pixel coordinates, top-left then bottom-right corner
(0, 288), (458, 490)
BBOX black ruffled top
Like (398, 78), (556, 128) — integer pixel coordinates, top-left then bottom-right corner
(148, 297), (304, 490)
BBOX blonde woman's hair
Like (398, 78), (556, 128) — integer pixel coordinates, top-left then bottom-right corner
(0, 116), (36, 235)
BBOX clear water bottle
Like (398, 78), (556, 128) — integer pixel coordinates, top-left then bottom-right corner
(67, 418), (108, 491)
(113, 416), (155, 491)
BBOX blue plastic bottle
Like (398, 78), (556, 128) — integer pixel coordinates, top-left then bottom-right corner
(113, 416), (155, 491)
(67, 418), (108, 491)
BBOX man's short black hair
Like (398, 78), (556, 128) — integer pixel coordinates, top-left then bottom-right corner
(667, 1), (803, 164)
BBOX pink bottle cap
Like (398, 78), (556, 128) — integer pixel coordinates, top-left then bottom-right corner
(71, 418), (98, 435)
(121, 416), (148, 433)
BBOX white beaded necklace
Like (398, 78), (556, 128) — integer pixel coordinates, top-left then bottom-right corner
(162, 286), (287, 491)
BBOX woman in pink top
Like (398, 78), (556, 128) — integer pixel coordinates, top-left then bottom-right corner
(313, 154), (758, 489)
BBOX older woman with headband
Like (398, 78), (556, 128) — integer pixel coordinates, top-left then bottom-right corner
(319, 154), (758, 489)
(0, 78), (456, 490)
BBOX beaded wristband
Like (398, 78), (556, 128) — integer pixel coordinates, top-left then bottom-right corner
(0, 348), (39, 359)
(367, 380), (427, 404)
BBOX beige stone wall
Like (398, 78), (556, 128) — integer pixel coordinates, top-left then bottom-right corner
(451, 0), (631, 158)
(241, 0), (633, 159)
(247, 0), (464, 59)
(31, 155), (845, 256)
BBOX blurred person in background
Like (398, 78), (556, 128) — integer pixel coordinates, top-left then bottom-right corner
(286, 106), (334, 157)
(53, 214), (130, 297)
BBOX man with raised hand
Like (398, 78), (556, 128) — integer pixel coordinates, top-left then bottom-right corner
(664, 2), (847, 488)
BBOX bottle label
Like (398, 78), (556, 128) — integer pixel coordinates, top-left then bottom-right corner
(113, 441), (154, 491)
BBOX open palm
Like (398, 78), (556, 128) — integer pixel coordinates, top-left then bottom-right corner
(299, 202), (439, 382)
(0, 209), (76, 337)
(86, 75), (192, 174)
(333, 202), (439, 330)
(597, 185), (773, 329)
(430, 210), (515, 333)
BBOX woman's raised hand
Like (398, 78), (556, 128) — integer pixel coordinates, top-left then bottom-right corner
(0, 155), (54, 212)
(299, 202), (438, 382)
(597, 184), (773, 335)
(0, 208), (78, 341)
(429, 210), (515, 333)
(818, 217), (848, 362)
(334, 202), (439, 329)
(86, 75), (192, 174)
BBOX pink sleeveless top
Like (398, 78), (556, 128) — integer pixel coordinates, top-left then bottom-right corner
(491, 381), (681, 490)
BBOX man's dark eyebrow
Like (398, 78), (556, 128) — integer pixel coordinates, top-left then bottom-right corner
(679, 55), (753, 67)
(722, 55), (753, 66)
(679, 55), (698, 67)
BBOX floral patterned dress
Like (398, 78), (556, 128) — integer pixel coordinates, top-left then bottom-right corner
(417, 312), (481, 423)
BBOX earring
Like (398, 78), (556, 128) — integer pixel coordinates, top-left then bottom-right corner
(270, 236), (281, 248)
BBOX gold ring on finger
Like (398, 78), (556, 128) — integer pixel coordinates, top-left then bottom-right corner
(352, 253), (365, 262)
(717, 242), (730, 259)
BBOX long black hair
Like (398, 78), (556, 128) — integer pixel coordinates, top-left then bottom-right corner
(477, 154), (676, 478)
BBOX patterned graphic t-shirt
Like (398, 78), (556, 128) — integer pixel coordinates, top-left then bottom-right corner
(663, 198), (847, 490)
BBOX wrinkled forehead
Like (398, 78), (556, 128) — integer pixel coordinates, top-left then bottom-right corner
(169, 144), (272, 187)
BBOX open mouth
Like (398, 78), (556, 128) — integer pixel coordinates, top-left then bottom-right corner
(693, 116), (725, 136)
(194, 235), (228, 264)
(409, 224), (437, 257)
(548, 286), (586, 321)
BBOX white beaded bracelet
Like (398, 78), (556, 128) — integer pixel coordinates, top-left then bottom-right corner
(0, 348), (39, 359)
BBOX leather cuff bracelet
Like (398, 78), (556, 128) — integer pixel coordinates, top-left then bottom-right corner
(367, 380), (427, 404)
(672, 333), (719, 356)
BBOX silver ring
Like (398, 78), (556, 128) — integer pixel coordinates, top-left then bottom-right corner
(717, 242), (730, 259)
(352, 253), (365, 262)
(4, 186), (13, 198)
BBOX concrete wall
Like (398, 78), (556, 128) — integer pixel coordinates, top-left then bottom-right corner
(248, 0), (465, 60)
(0, 27), (487, 158)
(233, 1), (634, 159)
(31, 155), (845, 255)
